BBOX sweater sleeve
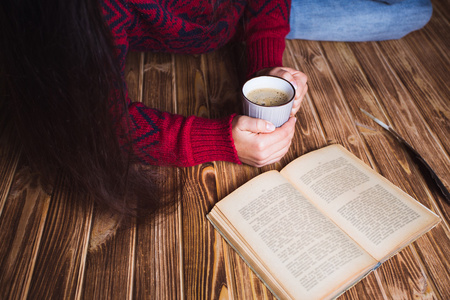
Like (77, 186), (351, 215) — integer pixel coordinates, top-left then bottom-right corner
(127, 102), (240, 167)
(103, 0), (241, 167)
(244, 0), (291, 77)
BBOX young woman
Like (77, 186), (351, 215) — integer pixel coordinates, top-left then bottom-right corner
(1, 0), (307, 216)
(2, 0), (430, 216)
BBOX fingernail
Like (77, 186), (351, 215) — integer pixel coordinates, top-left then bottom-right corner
(266, 122), (276, 131)
(290, 81), (298, 90)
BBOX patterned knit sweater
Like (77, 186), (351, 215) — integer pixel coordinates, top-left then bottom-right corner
(101, 0), (290, 167)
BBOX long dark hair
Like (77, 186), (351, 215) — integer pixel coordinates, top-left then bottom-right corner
(1, 0), (176, 217)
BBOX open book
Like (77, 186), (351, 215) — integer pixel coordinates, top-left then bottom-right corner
(207, 144), (440, 300)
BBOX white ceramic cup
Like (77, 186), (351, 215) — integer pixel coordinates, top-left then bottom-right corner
(242, 76), (295, 127)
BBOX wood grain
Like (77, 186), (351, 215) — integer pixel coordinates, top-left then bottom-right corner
(376, 246), (435, 300)
(201, 45), (263, 300)
(375, 39), (450, 157)
(82, 211), (135, 300)
(431, 0), (450, 28)
(134, 51), (182, 299)
(286, 40), (369, 161)
(80, 47), (143, 300)
(348, 41), (450, 216)
(173, 51), (231, 299)
(360, 132), (444, 299)
(201, 45), (242, 119)
(0, 0), (449, 299)
(319, 39), (448, 299)
(0, 166), (51, 300)
(27, 176), (93, 299)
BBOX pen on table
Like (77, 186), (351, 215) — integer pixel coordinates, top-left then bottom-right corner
(360, 108), (450, 204)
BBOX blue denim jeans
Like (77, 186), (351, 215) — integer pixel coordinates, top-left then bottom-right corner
(287, 0), (433, 41)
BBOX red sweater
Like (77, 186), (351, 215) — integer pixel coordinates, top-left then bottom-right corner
(102, 0), (290, 167)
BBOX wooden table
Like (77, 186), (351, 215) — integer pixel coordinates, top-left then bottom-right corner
(1, 0), (449, 299)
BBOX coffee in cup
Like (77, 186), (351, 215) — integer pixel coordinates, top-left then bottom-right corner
(246, 88), (291, 106)
(242, 76), (295, 127)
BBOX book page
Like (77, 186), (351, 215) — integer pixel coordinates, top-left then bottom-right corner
(211, 171), (376, 300)
(280, 145), (440, 260)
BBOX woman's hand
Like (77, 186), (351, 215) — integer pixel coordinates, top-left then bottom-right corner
(256, 67), (308, 117)
(232, 115), (296, 167)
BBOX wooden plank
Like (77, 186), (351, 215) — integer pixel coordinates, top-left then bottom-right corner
(81, 50), (142, 300)
(133, 51), (182, 299)
(180, 164), (230, 299)
(27, 177), (93, 299)
(174, 53), (210, 118)
(134, 198), (182, 299)
(125, 51), (144, 103)
(0, 166), (51, 300)
(141, 52), (175, 111)
(82, 210), (135, 299)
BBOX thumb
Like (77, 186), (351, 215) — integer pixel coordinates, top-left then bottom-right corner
(238, 116), (276, 133)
